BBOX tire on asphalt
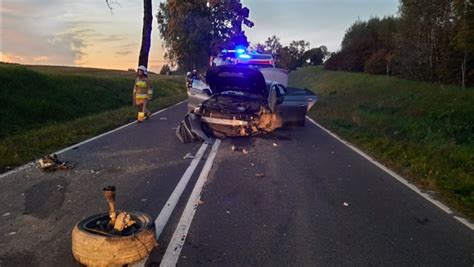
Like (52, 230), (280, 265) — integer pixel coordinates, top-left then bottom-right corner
(71, 212), (156, 266)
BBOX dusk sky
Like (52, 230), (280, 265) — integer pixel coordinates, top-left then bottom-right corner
(1, 0), (399, 72)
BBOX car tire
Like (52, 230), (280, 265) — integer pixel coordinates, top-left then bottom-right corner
(71, 212), (156, 266)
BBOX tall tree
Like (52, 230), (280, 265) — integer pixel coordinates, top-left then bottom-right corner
(106, 0), (153, 69)
(454, 0), (474, 88)
(157, 0), (211, 71)
(138, 0), (153, 68)
(304, 46), (330, 66)
(208, 0), (254, 52)
(287, 40), (310, 70)
(264, 35), (283, 54)
(158, 0), (253, 71)
(325, 16), (398, 73)
(396, 0), (455, 81)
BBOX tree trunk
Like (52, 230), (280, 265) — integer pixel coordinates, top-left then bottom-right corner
(138, 0), (153, 68)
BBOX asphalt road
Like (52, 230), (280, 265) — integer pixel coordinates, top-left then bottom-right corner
(0, 101), (473, 266)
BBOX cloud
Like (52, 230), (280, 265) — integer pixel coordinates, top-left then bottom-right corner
(95, 35), (126, 42)
(116, 51), (132, 56)
(33, 56), (49, 62)
(2, 0), (167, 69)
(2, 0), (88, 65)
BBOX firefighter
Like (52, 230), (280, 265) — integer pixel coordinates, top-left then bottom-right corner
(186, 71), (193, 88)
(191, 69), (199, 80)
(133, 65), (153, 122)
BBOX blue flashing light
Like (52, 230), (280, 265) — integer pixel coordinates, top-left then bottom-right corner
(236, 48), (246, 54)
(238, 54), (251, 59)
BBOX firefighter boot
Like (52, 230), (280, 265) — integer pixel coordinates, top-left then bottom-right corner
(137, 112), (145, 122)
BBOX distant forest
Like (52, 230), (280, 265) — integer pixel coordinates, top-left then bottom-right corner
(325, 0), (474, 88)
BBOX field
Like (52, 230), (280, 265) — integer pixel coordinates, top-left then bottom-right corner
(0, 63), (186, 172)
(290, 66), (474, 218)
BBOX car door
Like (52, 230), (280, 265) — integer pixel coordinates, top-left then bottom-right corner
(188, 79), (212, 112)
(274, 84), (310, 125)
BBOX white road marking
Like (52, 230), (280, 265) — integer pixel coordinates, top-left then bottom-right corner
(0, 100), (187, 180)
(132, 141), (210, 267)
(160, 139), (221, 267)
(454, 216), (474, 230)
(154, 142), (209, 238)
(306, 116), (473, 230)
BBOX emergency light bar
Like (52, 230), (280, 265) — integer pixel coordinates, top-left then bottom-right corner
(238, 54), (251, 59)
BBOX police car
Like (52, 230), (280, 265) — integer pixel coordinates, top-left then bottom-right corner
(210, 48), (275, 68)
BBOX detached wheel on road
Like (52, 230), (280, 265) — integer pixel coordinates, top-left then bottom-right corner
(71, 212), (156, 266)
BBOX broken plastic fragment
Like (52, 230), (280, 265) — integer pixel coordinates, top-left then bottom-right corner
(231, 145), (248, 154)
(37, 154), (73, 171)
(113, 211), (136, 232)
(183, 153), (194, 160)
(176, 113), (213, 143)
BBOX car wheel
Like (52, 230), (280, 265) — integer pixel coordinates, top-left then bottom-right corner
(71, 212), (156, 266)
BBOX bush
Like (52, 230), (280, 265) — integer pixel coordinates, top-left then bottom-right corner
(364, 50), (389, 75)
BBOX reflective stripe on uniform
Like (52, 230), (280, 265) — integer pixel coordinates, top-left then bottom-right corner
(136, 81), (147, 88)
(136, 94), (148, 99)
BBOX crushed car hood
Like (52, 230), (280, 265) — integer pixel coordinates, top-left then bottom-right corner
(205, 65), (267, 97)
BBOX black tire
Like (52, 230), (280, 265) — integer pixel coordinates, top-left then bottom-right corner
(71, 212), (156, 266)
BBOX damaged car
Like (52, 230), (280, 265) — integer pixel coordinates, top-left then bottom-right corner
(176, 65), (317, 143)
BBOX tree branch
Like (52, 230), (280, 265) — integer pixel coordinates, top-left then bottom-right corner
(105, 0), (121, 14)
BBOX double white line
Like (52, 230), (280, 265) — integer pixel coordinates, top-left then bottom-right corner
(135, 139), (221, 267)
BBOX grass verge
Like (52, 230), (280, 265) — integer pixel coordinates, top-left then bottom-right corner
(290, 66), (474, 219)
(0, 63), (186, 172)
(0, 94), (186, 173)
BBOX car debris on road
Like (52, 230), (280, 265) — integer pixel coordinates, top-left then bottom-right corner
(37, 154), (73, 171)
(71, 186), (156, 266)
(183, 153), (195, 159)
(231, 145), (249, 154)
